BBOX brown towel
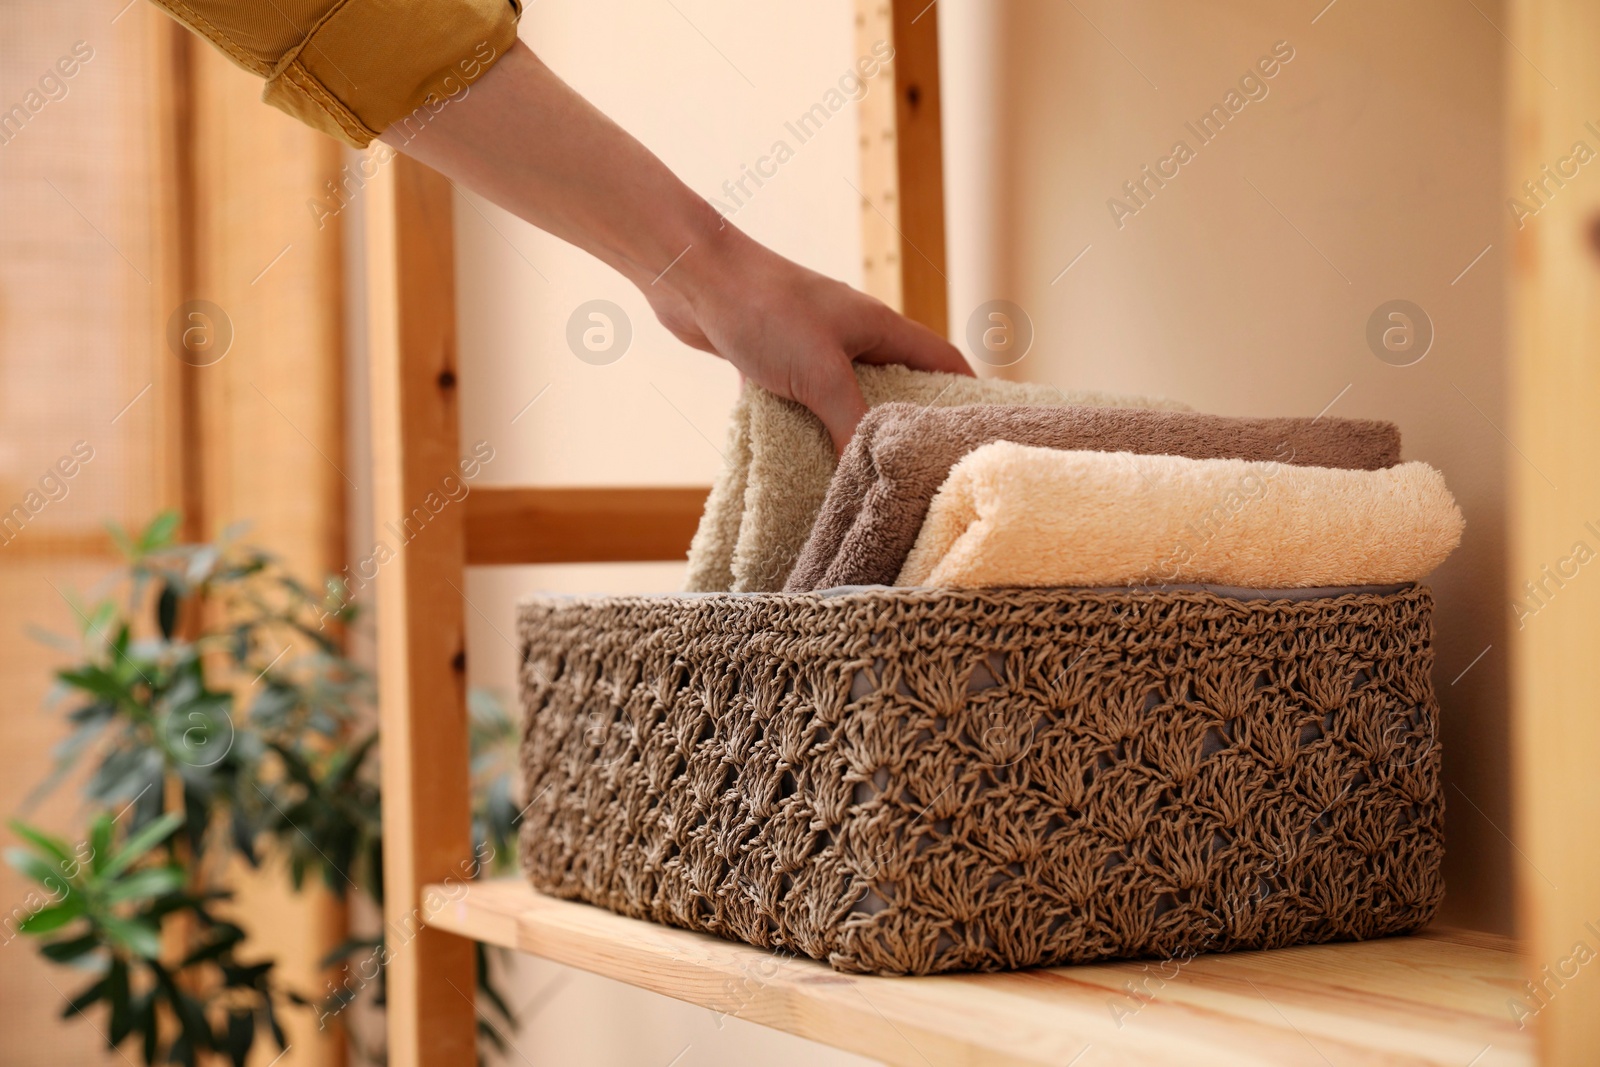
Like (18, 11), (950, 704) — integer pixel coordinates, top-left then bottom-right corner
(785, 402), (1402, 591)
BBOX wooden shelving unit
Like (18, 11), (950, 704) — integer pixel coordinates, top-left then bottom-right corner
(425, 880), (1529, 1067)
(363, 0), (1600, 1062)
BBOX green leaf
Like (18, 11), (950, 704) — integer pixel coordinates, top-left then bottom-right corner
(184, 544), (219, 586)
(138, 991), (158, 1065)
(180, 924), (243, 967)
(56, 665), (128, 704)
(66, 700), (117, 726)
(86, 599), (118, 643)
(8, 820), (75, 868)
(139, 511), (181, 553)
(88, 746), (164, 807)
(220, 960), (271, 988)
(105, 520), (136, 560)
(318, 935), (380, 968)
(99, 915), (161, 959)
(476, 941), (515, 1025)
(156, 584), (179, 641)
(110, 624), (131, 665)
(60, 974), (106, 1017)
(229, 811), (259, 867)
(101, 812), (183, 880)
(261, 995), (287, 1050)
(19, 897), (85, 934)
(107, 959), (133, 1045)
(169, 989), (210, 1056)
(26, 622), (79, 653)
(41, 931), (103, 962)
(325, 733), (378, 790)
(4, 847), (72, 894)
(225, 1010), (254, 1067)
(90, 815), (113, 875)
(102, 866), (185, 904)
(180, 786), (209, 857)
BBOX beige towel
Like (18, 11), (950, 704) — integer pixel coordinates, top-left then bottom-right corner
(898, 442), (1463, 589)
(683, 364), (1187, 592)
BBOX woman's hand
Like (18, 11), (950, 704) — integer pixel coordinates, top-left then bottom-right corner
(645, 224), (970, 451)
(389, 40), (972, 451)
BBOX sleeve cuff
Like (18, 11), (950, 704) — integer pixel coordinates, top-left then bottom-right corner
(261, 0), (521, 148)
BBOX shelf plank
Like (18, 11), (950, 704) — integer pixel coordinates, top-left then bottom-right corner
(463, 486), (708, 565)
(424, 879), (1531, 1066)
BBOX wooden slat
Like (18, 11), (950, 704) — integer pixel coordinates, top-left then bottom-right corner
(1507, 0), (1600, 1062)
(855, 0), (949, 336)
(464, 486), (708, 565)
(425, 880), (1532, 1067)
(153, 22), (202, 542)
(369, 154), (478, 1066)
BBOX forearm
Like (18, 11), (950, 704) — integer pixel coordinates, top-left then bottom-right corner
(377, 37), (969, 451)
(385, 40), (730, 296)
(144, 0), (970, 449)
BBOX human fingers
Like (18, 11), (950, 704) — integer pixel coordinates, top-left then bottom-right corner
(852, 302), (974, 378)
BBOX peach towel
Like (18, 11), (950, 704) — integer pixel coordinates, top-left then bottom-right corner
(897, 442), (1464, 589)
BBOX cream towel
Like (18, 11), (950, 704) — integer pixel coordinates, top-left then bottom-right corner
(898, 442), (1463, 589)
(682, 364), (1187, 592)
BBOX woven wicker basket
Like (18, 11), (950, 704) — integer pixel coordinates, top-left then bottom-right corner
(516, 585), (1443, 976)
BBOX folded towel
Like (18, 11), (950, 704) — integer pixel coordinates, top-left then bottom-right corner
(897, 442), (1463, 589)
(785, 403), (1402, 592)
(683, 364), (1187, 592)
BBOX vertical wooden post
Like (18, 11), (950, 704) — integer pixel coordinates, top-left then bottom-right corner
(369, 154), (478, 1066)
(855, 0), (949, 337)
(152, 22), (204, 540)
(1507, 0), (1600, 1062)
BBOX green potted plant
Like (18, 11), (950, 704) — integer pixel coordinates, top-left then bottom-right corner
(4, 513), (519, 1064)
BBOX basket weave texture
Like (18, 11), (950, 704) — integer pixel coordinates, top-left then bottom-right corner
(516, 585), (1444, 975)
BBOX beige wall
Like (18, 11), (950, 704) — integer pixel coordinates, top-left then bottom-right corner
(456, 1), (1512, 1062)
(941, 0), (1510, 933)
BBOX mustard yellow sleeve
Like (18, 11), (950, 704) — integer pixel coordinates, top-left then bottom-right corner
(148, 0), (522, 147)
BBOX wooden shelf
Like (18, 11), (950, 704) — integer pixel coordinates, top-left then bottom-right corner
(423, 880), (1531, 1066)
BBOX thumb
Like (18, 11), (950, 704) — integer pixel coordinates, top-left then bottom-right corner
(800, 356), (870, 455)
